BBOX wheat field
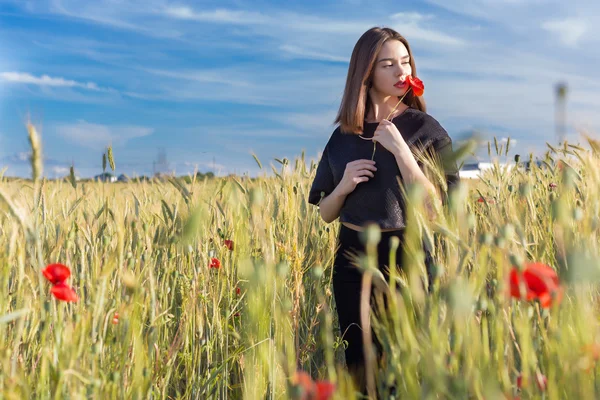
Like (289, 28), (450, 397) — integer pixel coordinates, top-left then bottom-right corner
(1, 125), (600, 399)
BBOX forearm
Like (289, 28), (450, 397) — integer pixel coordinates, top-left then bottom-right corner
(393, 147), (440, 216)
(394, 146), (436, 192)
(318, 186), (348, 223)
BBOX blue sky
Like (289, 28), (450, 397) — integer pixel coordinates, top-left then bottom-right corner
(0, 0), (598, 179)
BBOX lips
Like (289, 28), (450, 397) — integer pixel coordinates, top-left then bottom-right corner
(393, 80), (407, 89)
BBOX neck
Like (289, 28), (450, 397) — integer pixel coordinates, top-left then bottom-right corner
(366, 90), (408, 122)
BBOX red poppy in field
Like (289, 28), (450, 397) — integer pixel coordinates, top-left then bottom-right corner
(209, 257), (221, 269)
(42, 263), (78, 303)
(42, 263), (71, 285)
(549, 182), (558, 189)
(51, 283), (78, 302)
(294, 371), (315, 399)
(315, 381), (336, 400)
(477, 197), (496, 204)
(112, 312), (119, 325)
(509, 262), (563, 308)
(236, 287), (241, 296)
(407, 75), (424, 97)
(223, 239), (234, 251)
(584, 343), (600, 361)
(292, 370), (336, 400)
(517, 372), (547, 391)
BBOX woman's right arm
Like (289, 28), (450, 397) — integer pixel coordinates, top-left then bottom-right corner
(317, 186), (347, 223)
(318, 159), (377, 223)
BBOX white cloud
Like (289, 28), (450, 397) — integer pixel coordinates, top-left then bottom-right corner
(56, 120), (153, 149)
(1, 71), (115, 92)
(51, 166), (70, 176)
(389, 12), (466, 46)
(423, 0), (555, 21)
(37, 2), (467, 57)
(269, 110), (338, 134)
(390, 12), (435, 23)
(423, 0), (599, 47)
(542, 18), (588, 47)
(500, 137), (517, 149)
(141, 67), (253, 87)
(279, 45), (349, 63)
(163, 7), (269, 25)
(142, 65), (346, 107)
(46, 0), (184, 39)
(161, 6), (467, 48)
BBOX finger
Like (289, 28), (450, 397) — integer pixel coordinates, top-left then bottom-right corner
(356, 169), (375, 178)
(355, 167), (376, 175)
(350, 159), (376, 165)
(353, 176), (369, 184)
(349, 164), (377, 174)
(349, 158), (375, 164)
(355, 162), (377, 171)
(354, 167), (374, 175)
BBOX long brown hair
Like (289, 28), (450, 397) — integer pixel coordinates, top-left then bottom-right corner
(335, 27), (426, 134)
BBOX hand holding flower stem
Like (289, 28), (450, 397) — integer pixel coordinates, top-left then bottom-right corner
(370, 88), (411, 161)
(370, 76), (424, 160)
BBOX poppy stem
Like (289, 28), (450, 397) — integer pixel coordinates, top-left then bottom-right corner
(386, 87), (412, 120)
(371, 87), (413, 161)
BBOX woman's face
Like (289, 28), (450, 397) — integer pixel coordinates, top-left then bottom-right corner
(370, 39), (412, 98)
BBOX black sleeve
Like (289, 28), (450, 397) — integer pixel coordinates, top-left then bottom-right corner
(308, 143), (335, 206)
(431, 135), (460, 197)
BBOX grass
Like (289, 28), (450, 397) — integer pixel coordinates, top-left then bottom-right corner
(1, 125), (600, 399)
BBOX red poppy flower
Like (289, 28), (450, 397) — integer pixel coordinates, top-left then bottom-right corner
(236, 287), (241, 296)
(112, 312), (119, 325)
(517, 372), (547, 391)
(294, 371), (315, 399)
(292, 371), (336, 400)
(549, 182), (558, 189)
(407, 75), (424, 97)
(315, 381), (336, 400)
(477, 197), (496, 204)
(224, 239), (234, 251)
(509, 262), (563, 308)
(42, 263), (71, 285)
(51, 283), (78, 302)
(583, 343), (600, 361)
(209, 257), (221, 269)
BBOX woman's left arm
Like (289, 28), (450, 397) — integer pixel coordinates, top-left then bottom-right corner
(393, 142), (440, 208)
(373, 119), (441, 216)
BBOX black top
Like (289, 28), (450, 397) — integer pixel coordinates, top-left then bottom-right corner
(308, 108), (460, 229)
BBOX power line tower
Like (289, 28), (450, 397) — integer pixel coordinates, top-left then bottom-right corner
(153, 147), (169, 177)
(555, 82), (568, 145)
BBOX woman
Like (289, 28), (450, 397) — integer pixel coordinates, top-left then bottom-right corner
(308, 27), (460, 395)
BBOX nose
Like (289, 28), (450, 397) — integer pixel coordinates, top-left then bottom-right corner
(396, 64), (408, 76)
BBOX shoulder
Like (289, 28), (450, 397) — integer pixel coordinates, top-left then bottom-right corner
(325, 125), (353, 147)
(401, 108), (450, 148)
(403, 108), (445, 132)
